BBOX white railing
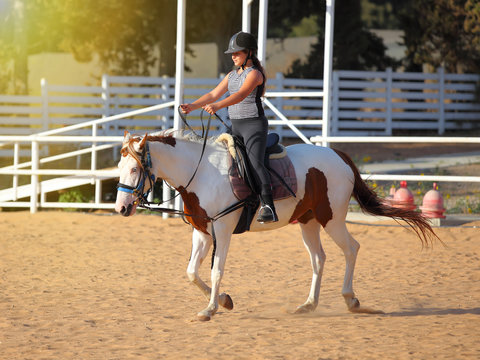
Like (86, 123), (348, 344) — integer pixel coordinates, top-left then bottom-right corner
(264, 90), (324, 144)
(1, 70), (479, 213)
(2, 68), (479, 158)
(311, 135), (480, 184)
(332, 68), (480, 136)
(0, 101), (175, 213)
(0, 87), (329, 213)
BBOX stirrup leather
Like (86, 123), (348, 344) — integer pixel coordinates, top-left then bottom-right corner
(256, 204), (278, 224)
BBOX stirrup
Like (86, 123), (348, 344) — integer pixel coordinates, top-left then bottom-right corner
(256, 204), (278, 224)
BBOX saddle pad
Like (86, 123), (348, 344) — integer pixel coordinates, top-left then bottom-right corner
(228, 154), (297, 201)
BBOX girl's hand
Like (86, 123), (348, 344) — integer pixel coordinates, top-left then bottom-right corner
(180, 103), (193, 114)
(203, 103), (219, 115)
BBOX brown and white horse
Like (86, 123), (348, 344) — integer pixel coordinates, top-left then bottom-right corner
(115, 130), (438, 321)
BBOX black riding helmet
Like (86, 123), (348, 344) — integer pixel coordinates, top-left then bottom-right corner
(224, 31), (258, 54)
(225, 32), (258, 69)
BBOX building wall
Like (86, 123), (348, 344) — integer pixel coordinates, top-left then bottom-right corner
(27, 32), (404, 94)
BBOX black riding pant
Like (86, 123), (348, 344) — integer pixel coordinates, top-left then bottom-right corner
(230, 116), (272, 196)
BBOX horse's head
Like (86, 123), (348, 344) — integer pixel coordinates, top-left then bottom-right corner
(115, 131), (155, 216)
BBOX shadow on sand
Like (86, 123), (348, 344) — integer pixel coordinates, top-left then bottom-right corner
(386, 307), (480, 317)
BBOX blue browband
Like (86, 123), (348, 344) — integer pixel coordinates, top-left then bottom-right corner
(117, 142), (156, 202)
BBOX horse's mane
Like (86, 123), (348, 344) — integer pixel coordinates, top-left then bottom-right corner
(120, 129), (225, 167)
(165, 129), (222, 146)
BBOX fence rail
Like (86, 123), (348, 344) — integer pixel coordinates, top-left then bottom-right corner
(0, 69), (479, 213)
(1, 68), (479, 157)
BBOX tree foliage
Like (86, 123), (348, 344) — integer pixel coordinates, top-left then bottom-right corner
(398, 0), (480, 73)
(286, 0), (396, 78)
(1, 0), (480, 95)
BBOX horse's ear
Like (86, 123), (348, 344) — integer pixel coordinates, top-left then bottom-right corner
(123, 131), (131, 143)
(139, 133), (148, 149)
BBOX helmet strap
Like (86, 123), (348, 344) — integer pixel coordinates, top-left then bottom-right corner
(241, 50), (251, 70)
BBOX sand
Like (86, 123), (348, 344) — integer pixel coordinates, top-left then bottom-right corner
(0, 211), (479, 359)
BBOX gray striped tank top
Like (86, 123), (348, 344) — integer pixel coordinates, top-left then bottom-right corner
(227, 67), (265, 120)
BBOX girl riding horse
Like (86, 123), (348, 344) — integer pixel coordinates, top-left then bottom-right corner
(180, 31), (277, 224)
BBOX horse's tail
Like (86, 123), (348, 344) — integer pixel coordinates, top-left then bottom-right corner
(333, 149), (440, 247)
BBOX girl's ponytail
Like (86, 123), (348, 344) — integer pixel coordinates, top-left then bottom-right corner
(251, 53), (267, 96)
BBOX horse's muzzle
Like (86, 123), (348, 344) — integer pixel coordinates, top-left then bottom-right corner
(120, 203), (134, 217)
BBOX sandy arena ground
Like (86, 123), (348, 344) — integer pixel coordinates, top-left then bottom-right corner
(0, 211), (479, 359)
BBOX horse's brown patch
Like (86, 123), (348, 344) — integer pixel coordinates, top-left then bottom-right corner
(289, 167), (333, 226)
(146, 135), (176, 147)
(176, 186), (209, 234)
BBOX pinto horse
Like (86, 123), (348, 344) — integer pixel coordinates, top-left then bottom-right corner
(115, 130), (437, 321)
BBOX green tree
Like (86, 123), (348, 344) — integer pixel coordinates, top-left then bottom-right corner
(184, 0), (242, 75)
(58, 0), (176, 77)
(0, 0), (243, 91)
(0, 0), (65, 93)
(286, 0), (396, 78)
(399, 0), (480, 73)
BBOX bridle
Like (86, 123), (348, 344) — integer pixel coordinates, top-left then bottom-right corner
(116, 109), (248, 268)
(116, 141), (156, 206)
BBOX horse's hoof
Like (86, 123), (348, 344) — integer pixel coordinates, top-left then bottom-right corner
(220, 293), (234, 310)
(294, 303), (316, 314)
(347, 297), (361, 311)
(197, 313), (211, 321)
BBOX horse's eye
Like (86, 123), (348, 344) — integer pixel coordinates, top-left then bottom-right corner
(132, 168), (137, 173)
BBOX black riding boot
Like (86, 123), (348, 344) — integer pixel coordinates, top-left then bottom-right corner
(257, 190), (278, 224)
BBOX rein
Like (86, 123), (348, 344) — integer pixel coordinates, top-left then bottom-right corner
(117, 108), (246, 268)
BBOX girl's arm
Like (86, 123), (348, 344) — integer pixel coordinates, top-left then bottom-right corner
(180, 74), (230, 114)
(203, 69), (263, 115)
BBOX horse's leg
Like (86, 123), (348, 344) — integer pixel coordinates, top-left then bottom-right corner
(295, 220), (326, 314)
(324, 218), (361, 311)
(197, 224), (232, 321)
(186, 229), (233, 311)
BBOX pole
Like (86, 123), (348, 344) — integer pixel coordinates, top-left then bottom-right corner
(257, 0), (268, 66)
(242, 0), (253, 32)
(173, 0), (187, 212)
(322, 0), (335, 147)
(174, 0), (186, 131)
(30, 140), (39, 213)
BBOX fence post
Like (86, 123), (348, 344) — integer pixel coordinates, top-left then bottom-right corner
(30, 140), (39, 214)
(41, 78), (48, 132)
(386, 67), (393, 135)
(40, 78), (49, 156)
(331, 71), (339, 136)
(161, 75), (169, 129)
(438, 67), (445, 135)
(92, 123), (102, 205)
(13, 142), (19, 200)
(103, 74), (119, 162)
(275, 72), (284, 140)
(102, 74), (110, 135)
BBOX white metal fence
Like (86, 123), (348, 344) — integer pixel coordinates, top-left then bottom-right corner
(1, 68), (479, 157)
(0, 68), (479, 213)
(0, 102), (175, 213)
(333, 68), (480, 135)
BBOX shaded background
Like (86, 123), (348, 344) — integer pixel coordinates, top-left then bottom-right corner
(0, 0), (479, 94)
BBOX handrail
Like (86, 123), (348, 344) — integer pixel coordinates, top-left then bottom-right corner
(0, 136), (123, 143)
(265, 91), (323, 97)
(263, 98), (312, 144)
(0, 100), (176, 213)
(361, 174), (480, 183)
(38, 101), (175, 136)
(310, 135), (480, 184)
(1, 144), (115, 170)
(0, 101), (175, 148)
(311, 136), (480, 144)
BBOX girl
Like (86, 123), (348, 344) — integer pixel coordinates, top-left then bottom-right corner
(180, 31), (278, 223)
